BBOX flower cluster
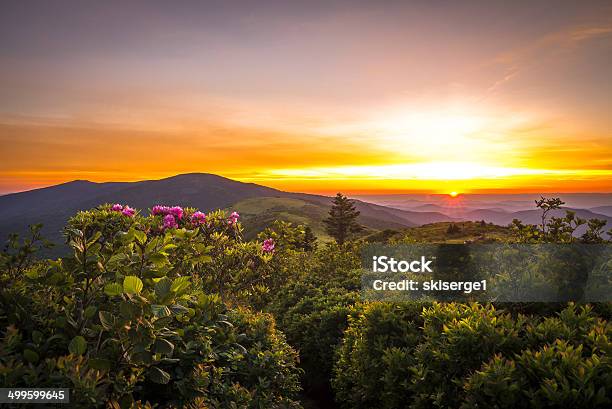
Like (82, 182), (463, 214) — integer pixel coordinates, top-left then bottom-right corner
(152, 205), (184, 230)
(163, 214), (179, 229)
(262, 238), (275, 253)
(190, 211), (207, 226)
(228, 211), (240, 225)
(152, 205), (183, 220)
(110, 203), (136, 217)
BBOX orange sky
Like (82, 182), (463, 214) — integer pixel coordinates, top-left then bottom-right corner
(1, 1), (611, 195)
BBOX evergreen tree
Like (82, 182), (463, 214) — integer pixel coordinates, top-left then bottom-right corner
(300, 225), (318, 251)
(446, 223), (461, 234)
(323, 193), (363, 244)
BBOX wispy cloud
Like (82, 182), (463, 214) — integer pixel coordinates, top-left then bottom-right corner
(487, 22), (612, 92)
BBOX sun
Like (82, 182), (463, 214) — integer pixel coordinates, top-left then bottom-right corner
(449, 191), (459, 198)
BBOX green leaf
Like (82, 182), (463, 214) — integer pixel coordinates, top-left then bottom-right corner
(84, 305), (97, 319)
(148, 366), (171, 384)
(23, 349), (39, 363)
(69, 336), (87, 355)
(88, 242), (101, 255)
(48, 272), (64, 285)
(108, 253), (128, 264)
(32, 330), (43, 344)
(98, 311), (115, 330)
(86, 231), (102, 246)
(170, 276), (190, 294)
(154, 278), (172, 299)
(131, 351), (153, 364)
(123, 276), (143, 295)
(149, 252), (169, 267)
(170, 304), (189, 314)
(88, 358), (111, 371)
(134, 230), (147, 244)
(104, 283), (123, 297)
(122, 228), (136, 243)
(154, 338), (175, 355)
(151, 304), (171, 318)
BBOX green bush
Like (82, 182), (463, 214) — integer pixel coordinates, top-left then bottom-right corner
(408, 303), (528, 409)
(0, 205), (302, 408)
(333, 302), (426, 409)
(269, 242), (362, 401)
(464, 339), (610, 408)
(332, 302), (611, 409)
(274, 287), (359, 394)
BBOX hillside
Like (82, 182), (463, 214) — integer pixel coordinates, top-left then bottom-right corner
(463, 207), (612, 235)
(0, 174), (285, 251)
(230, 197), (334, 241)
(589, 205), (612, 217)
(364, 220), (515, 244)
(0, 173), (443, 252)
(229, 196), (435, 241)
(3, 174), (606, 254)
(359, 194), (611, 236)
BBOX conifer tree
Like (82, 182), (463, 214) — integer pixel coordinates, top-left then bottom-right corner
(323, 193), (363, 244)
(300, 225), (317, 251)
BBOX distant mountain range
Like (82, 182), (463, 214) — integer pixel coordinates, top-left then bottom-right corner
(0, 173), (452, 251)
(1, 173), (609, 254)
(357, 193), (612, 236)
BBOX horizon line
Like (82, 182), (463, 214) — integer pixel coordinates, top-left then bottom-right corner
(1, 172), (611, 197)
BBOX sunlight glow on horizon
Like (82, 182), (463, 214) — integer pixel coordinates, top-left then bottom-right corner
(261, 162), (612, 181)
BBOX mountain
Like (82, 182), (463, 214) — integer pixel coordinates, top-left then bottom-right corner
(0, 174), (284, 250)
(458, 207), (612, 236)
(357, 195), (611, 235)
(590, 206), (612, 217)
(355, 193), (612, 213)
(0, 173), (453, 253)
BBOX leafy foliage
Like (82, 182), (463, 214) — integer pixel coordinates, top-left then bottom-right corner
(1, 197), (610, 408)
(333, 302), (611, 409)
(0, 204), (302, 408)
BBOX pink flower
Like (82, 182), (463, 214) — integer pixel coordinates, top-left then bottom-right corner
(170, 206), (184, 220)
(262, 238), (275, 253)
(162, 214), (178, 229)
(152, 205), (183, 220)
(122, 206), (135, 217)
(228, 211), (240, 225)
(191, 211), (207, 225)
(111, 204), (123, 212)
(152, 205), (169, 216)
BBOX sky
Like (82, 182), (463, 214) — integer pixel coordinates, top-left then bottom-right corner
(1, 0), (611, 195)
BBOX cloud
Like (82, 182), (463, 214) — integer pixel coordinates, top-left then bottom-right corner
(486, 22), (612, 92)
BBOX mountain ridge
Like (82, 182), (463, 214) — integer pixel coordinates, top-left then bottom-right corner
(0, 173), (449, 252)
(2, 174), (608, 253)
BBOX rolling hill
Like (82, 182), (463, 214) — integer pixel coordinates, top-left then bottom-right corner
(3, 173), (607, 254)
(462, 207), (612, 234)
(359, 194), (611, 237)
(0, 173), (453, 253)
(590, 206), (612, 217)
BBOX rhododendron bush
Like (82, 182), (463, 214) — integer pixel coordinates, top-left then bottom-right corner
(0, 204), (301, 408)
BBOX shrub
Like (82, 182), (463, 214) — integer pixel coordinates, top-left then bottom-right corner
(408, 303), (528, 409)
(332, 302), (426, 409)
(0, 205), (302, 408)
(463, 339), (611, 408)
(269, 242), (362, 402)
(332, 301), (610, 409)
(274, 288), (359, 395)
